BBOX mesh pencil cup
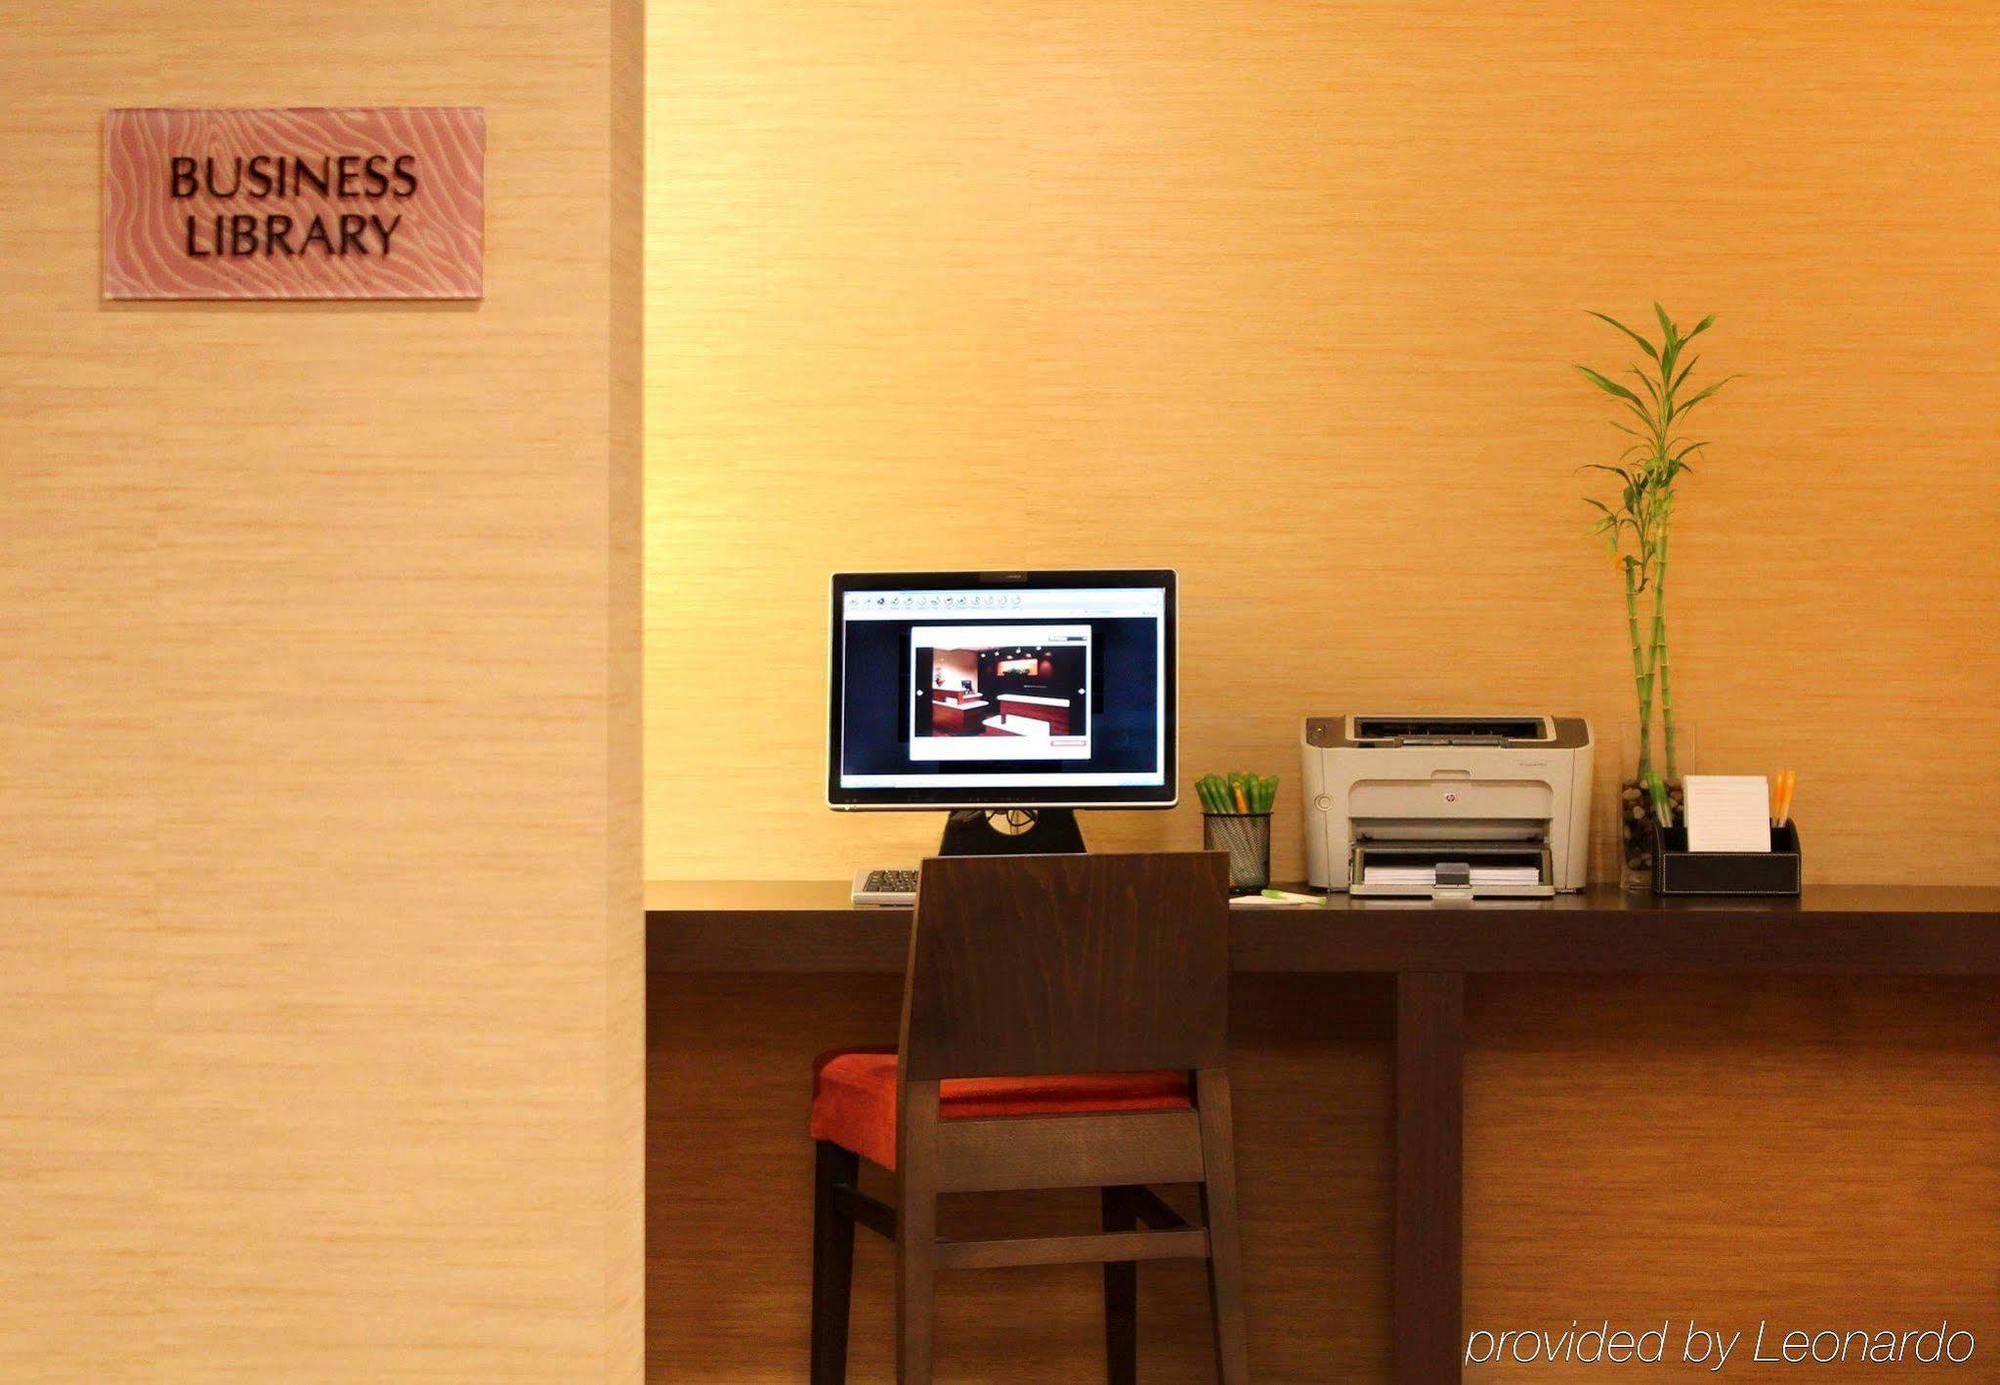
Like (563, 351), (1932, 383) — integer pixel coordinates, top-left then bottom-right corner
(1203, 813), (1272, 894)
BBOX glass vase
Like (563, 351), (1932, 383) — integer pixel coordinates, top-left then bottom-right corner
(1616, 721), (1695, 891)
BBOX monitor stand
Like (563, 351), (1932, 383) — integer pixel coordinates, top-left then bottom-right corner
(937, 808), (1086, 857)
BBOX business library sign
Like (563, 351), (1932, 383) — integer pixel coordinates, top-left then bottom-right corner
(102, 107), (484, 300)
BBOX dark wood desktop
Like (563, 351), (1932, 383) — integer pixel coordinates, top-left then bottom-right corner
(648, 883), (2000, 1383)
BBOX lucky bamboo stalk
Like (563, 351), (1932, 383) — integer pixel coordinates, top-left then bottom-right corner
(1652, 525), (1679, 781)
(1623, 556), (1652, 781)
(1576, 306), (1733, 829)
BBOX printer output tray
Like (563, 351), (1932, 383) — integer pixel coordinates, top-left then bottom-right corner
(1349, 839), (1556, 899)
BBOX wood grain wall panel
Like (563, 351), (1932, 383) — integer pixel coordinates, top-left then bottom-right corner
(0, 2), (641, 1378)
(645, 0), (2000, 887)
(610, 0), (649, 1374)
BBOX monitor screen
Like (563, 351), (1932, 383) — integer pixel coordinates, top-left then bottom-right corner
(828, 570), (1177, 808)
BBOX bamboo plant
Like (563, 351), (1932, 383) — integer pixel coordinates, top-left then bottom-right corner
(1576, 305), (1733, 829)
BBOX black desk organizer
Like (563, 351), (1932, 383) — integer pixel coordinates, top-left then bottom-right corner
(1652, 820), (1802, 896)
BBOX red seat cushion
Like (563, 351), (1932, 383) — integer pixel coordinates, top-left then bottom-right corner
(810, 1049), (1192, 1171)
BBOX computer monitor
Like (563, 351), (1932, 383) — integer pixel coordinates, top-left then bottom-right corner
(828, 570), (1177, 835)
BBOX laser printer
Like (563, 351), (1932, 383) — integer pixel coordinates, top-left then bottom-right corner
(1301, 715), (1593, 899)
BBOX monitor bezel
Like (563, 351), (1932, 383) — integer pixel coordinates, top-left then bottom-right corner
(827, 568), (1178, 810)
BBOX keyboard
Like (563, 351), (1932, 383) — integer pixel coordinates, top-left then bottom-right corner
(851, 867), (920, 906)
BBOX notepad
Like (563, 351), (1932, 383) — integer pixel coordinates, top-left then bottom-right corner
(1683, 775), (1772, 853)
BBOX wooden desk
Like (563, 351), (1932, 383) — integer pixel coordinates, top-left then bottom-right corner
(648, 882), (2000, 1383)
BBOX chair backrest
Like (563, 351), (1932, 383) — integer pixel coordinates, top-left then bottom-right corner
(898, 850), (1231, 1082)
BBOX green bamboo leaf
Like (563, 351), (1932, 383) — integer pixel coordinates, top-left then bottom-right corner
(1676, 375), (1739, 412)
(1624, 396), (1660, 429)
(1653, 302), (1676, 343)
(1574, 364), (1644, 407)
(1581, 463), (1636, 484)
(1684, 313), (1717, 339)
(1588, 311), (1659, 360)
(1669, 355), (1700, 395)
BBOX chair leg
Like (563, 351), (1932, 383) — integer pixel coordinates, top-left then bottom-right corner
(1101, 1187), (1138, 1385)
(1196, 1069), (1250, 1384)
(811, 1140), (860, 1385)
(896, 1081), (942, 1384)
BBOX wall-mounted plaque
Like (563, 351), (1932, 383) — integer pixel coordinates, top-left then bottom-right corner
(103, 107), (485, 301)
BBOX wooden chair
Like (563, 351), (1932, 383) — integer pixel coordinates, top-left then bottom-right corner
(808, 850), (1248, 1383)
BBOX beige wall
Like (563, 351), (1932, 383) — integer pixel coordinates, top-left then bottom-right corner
(647, 0), (2000, 886)
(0, 3), (641, 1378)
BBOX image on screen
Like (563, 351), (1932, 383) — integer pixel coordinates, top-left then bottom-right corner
(908, 624), (1090, 761)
